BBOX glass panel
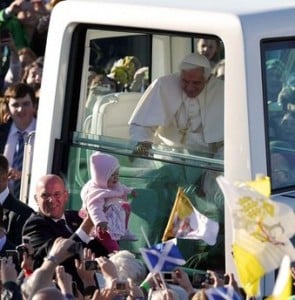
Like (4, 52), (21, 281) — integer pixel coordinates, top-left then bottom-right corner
(77, 28), (224, 159)
(262, 38), (295, 191)
(65, 132), (225, 272)
(78, 30), (152, 132)
(66, 25), (225, 276)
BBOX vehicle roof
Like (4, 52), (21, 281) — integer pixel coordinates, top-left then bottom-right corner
(67, 0), (295, 15)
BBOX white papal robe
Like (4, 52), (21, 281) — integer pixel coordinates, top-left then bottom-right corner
(128, 73), (224, 152)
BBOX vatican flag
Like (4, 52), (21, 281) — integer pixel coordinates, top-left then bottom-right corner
(162, 187), (219, 246)
(217, 176), (295, 297)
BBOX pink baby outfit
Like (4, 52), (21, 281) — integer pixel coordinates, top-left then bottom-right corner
(80, 151), (133, 252)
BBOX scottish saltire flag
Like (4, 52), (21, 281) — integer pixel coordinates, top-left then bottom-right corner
(162, 187), (219, 245)
(205, 286), (241, 300)
(217, 175), (295, 297)
(140, 239), (185, 272)
(266, 255), (292, 300)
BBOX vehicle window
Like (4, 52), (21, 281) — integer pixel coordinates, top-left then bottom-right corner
(77, 28), (224, 158)
(66, 25), (225, 273)
(262, 38), (295, 191)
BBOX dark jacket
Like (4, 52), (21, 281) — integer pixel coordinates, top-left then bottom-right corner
(22, 210), (108, 293)
(2, 192), (35, 246)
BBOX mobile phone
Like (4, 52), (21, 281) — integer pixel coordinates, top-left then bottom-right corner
(85, 260), (99, 271)
(162, 271), (173, 283)
(6, 250), (19, 266)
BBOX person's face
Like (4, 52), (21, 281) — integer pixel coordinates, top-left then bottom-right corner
(7, 94), (36, 130)
(17, 3), (37, 28)
(180, 68), (207, 98)
(107, 169), (119, 189)
(35, 177), (68, 219)
(197, 39), (218, 60)
(19, 53), (35, 69)
(26, 66), (42, 86)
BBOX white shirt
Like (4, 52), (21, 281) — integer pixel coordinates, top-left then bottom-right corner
(4, 118), (36, 167)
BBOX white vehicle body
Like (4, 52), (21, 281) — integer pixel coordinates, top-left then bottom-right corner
(25, 0), (295, 297)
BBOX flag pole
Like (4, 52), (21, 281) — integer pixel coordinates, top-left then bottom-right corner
(141, 226), (151, 248)
(140, 226), (168, 290)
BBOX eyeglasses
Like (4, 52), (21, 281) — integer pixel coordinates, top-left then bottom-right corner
(38, 191), (65, 200)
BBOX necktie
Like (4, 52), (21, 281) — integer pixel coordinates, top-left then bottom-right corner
(12, 131), (25, 199)
(56, 219), (72, 237)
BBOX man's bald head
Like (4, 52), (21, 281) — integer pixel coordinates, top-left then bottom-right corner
(34, 174), (68, 219)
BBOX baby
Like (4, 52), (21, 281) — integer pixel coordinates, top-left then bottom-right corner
(80, 151), (137, 252)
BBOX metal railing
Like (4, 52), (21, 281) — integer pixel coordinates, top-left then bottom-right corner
(20, 131), (35, 204)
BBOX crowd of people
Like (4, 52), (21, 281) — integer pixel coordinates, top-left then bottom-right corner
(0, 0), (63, 199)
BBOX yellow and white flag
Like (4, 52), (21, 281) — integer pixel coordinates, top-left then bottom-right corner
(266, 255), (292, 300)
(162, 187), (219, 246)
(217, 175), (295, 297)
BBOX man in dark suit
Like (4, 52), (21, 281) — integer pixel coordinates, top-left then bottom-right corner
(22, 174), (109, 294)
(0, 205), (16, 258)
(0, 83), (37, 199)
(0, 154), (34, 246)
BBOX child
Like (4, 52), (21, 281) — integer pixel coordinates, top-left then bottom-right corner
(80, 151), (137, 253)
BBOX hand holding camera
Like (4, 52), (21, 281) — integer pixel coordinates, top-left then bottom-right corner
(15, 236), (33, 262)
(15, 237), (35, 272)
(115, 280), (129, 296)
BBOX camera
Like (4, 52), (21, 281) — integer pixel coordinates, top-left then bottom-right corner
(162, 271), (173, 283)
(192, 270), (228, 288)
(85, 260), (99, 271)
(192, 271), (207, 288)
(16, 245), (29, 260)
(116, 281), (127, 291)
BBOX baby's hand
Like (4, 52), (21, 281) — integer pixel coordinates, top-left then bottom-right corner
(131, 190), (137, 198)
(97, 222), (108, 232)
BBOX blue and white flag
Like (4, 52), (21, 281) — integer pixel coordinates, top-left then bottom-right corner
(205, 286), (241, 300)
(140, 239), (185, 272)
